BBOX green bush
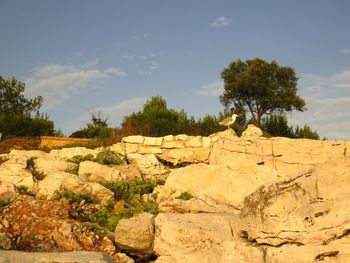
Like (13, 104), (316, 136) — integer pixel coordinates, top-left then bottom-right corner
(52, 190), (94, 204)
(26, 156), (47, 181)
(0, 198), (11, 207)
(68, 151), (126, 166)
(65, 164), (79, 175)
(94, 151), (126, 165)
(176, 192), (193, 201)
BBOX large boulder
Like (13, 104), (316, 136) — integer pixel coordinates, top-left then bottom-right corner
(49, 147), (98, 160)
(154, 213), (261, 263)
(34, 158), (72, 174)
(36, 172), (113, 204)
(238, 160), (350, 260)
(78, 161), (123, 182)
(115, 212), (155, 256)
(241, 124), (263, 137)
(161, 163), (277, 210)
(127, 153), (165, 178)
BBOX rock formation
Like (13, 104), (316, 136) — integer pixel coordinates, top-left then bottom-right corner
(0, 125), (349, 262)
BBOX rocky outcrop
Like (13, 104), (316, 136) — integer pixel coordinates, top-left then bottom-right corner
(78, 161), (124, 182)
(158, 163), (277, 210)
(127, 153), (165, 178)
(115, 213), (155, 256)
(0, 194), (115, 254)
(154, 213), (261, 263)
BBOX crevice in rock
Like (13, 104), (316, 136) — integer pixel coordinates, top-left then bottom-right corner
(323, 229), (350, 245)
(155, 155), (192, 169)
(314, 250), (339, 261)
(315, 209), (330, 217)
(257, 161), (265, 165)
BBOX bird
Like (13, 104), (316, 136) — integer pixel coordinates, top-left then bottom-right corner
(219, 114), (239, 129)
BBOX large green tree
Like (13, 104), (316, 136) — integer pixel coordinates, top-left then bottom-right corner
(0, 76), (43, 116)
(0, 76), (54, 138)
(220, 58), (306, 127)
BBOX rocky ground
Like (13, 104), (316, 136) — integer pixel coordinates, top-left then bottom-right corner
(0, 125), (349, 262)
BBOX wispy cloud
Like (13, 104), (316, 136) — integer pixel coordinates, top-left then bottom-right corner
(133, 33), (148, 40)
(340, 49), (350, 54)
(121, 54), (136, 60)
(288, 69), (350, 140)
(81, 58), (99, 68)
(194, 81), (224, 96)
(25, 63), (127, 110)
(211, 17), (232, 28)
(138, 60), (160, 75)
(93, 97), (147, 124)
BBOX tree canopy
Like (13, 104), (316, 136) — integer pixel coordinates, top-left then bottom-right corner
(0, 76), (54, 139)
(220, 58), (306, 127)
(0, 76), (43, 116)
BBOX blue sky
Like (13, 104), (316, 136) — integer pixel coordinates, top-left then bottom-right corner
(1, 0), (350, 140)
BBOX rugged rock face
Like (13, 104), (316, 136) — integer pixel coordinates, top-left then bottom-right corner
(0, 194), (115, 254)
(115, 212), (155, 256)
(0, 126), (350, 262)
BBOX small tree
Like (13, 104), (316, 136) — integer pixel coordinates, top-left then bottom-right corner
(0, 76), (54, 138)
(220, 58), (306, 127)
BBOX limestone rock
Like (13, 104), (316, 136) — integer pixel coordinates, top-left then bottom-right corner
(36, 172), (92, 200)
(113, 253), (135, 263)
(241, 124), (263, 137)
(122, 135), (144, 144)
(0, 182), (16, 195)
(209, 129), (237, 142)
(49, 147), (98, 160)
(239, 160), (350, 248)
(159, 147), (210, 165)
(184, 136), (202, 147)
(88, 182), (114, 204)
(0, 251), (115, 263)
(144, 137), (163, 146)
(115, 212), (155, 255)
(127, 154), (165, 177)
(78, 161), (123, 182)
(108, 143), (125, 154)
(0, 167), (34, 191)
(34, 158), (71, 174)
(163, 163), (277, 210)
(154, 213), (261, 263)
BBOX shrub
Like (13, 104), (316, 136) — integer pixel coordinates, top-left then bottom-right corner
(176, 192), (193, 201)
(94, 151), (126, 165)
(17, 185), (34, 196)
(52, 190), (94, 204)
(0, 198), (11, 207)
(67, 154), (95, 164)
(26, 156), (47, 181)
(65, 164), (79, 175)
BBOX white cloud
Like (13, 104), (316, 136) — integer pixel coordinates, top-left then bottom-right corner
(288, 69), (350, 140)
(25, 63), (127, 109)
(340, 49), (350, 54)
(121, 54), (136, 60)
(81, 58), (99, 68)
(211, 17), (232, 28)
(93, 97), (147, 124)
(194, 81), (224, 96)
(133, 33), (148, 40)
(138, 60), (160, 75)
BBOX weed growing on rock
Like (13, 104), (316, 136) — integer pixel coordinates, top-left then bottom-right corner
(52, 190), (94, 204)
(68, 154), (94, 164)
(65, 164), (79, 175)
(0, 198), (11, 207)
(17, 185), (35, 196)
(176, 192), (193, 200)
(68, 151), (126, 166)
(26, 157), (47, 181)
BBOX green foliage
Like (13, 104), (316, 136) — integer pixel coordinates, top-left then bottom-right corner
(220, 58), (306, 127)
(0, 198), (11, 207)
(78, 179), (165, 231)
(26, 156), (47, 181)
(0, 76), (42, 116)
(65, 164), (79, 175)
(17, 185), (34, 196)
(68, 154), (95, 164)
(101, 179), (165, 202)
(52, 190), (94, 204)
(294, 125), (320, 140)
(176, 192), (193, 201)
(0, 76), (55, 139)
(95, 151), (126, 165)
(261, 114), (320, 139)
(68, 151), (126, 166)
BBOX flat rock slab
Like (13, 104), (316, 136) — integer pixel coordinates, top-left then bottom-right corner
(0, 250), (115, 263)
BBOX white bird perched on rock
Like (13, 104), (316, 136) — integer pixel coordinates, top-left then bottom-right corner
(219, 113), (239, 129)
